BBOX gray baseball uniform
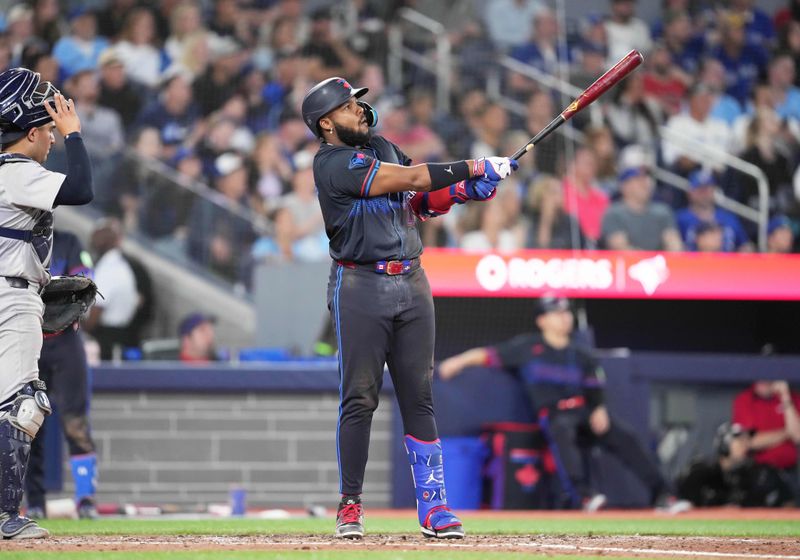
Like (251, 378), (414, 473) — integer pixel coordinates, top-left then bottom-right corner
(0, 156), (63, 404)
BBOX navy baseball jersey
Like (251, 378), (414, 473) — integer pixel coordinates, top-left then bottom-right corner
(313, 135), (424, 263)
(488, 334), (606, 413)
(49, 230), (92, 278)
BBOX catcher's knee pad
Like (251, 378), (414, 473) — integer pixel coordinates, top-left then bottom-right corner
(404, 435), (460, 529)
(0, 380), (51, 439)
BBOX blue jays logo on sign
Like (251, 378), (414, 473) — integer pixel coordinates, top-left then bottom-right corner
(349, 152), (367, 169)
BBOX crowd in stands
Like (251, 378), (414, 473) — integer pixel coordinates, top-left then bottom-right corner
(4, 0), (800, 288)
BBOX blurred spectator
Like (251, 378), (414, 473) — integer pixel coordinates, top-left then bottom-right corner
(193, 35), (247, 117)
(460, 195), (521, 252)
(676, 170), (753, 252)
(84, 218), (141, 361)
(570, 40), (609, 92)
(727, 0), (776, 48)
(642, 42), (689, 116)
(52, 8), (109, 79)
(106, 127), (161, 228)
(382, 104), (445, 165)
(251, 204), (296, 262)
(96, 0), (137, 40)
(439, 295), (680, 511)
(300, 7), (362, 82)
(697, 57), (744, 126)
(97, 47), (145, 128)
(739, 108), (794, 211)
(733, 380), (800, 502)
(604, 0), (652, 64)
(525, 175), (585, 249)
(692, 221), (724, 252)
(766, 53), (800, 122)
(483, 0), (545, 52)
(524, 91), (567, 176)
(470, 102), (509, 158)
(562, 148), (609, 245)
(178, 313), (218, 363)
(661, 9), (704, 76)
(774, 0), (800, 33)
(209, 0), (253, 45)
(164, 1), (206, 71)
(6, 4), (36, 67)
(778, 20), (800, 87)
(276, 165), (327, 261)
(662, 83), (733, 175)
(510, 8), (572, 76)
(134, 70), (200, 159)
(65, 67), (125, 193)
(250, 132), (293, 210)
(710, 11), (769, 106)
(601, 167), (683, 251)
(606, 72), (663, 153)
(187, 153), (257, 282)
(114, 7), (162, 88)
(676, 422), (795, 507)
(66, 69), (124, 160)
(138, 147), (198, 239)
(32, 0), (64, 48)
(584, 126), (617, 194)
(766, 215), (796, 253)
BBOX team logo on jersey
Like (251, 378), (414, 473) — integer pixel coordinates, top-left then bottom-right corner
(337, 78), (352, 90)
(349, 152), (367, 169)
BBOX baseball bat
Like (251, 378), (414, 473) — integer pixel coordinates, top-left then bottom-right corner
(510, 49), (644, 161)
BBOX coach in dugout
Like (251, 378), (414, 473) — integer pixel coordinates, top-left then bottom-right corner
(732, 380), (800, 504)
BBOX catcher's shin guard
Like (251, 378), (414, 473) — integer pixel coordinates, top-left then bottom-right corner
(0, 416), (32, 517)
(404, 435), (464, 539)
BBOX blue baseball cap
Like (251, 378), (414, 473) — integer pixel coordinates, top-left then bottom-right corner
(768, 215), (792, 236)
(618, 166), (648, 183)
(688, 169), (717, 190)
(179, 313), (216, 337)
(535, 294), (570, 317)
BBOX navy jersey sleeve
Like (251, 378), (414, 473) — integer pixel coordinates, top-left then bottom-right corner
(578, 346), (606, 409)
(316, 147), (383, 198)
(488, 333), (539, 371)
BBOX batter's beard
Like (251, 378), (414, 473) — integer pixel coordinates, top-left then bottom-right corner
(334, 122), (371, 147)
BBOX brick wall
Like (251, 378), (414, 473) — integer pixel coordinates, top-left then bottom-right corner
(64, 392), (393, 509)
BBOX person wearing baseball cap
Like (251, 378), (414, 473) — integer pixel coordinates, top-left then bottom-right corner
(766, 215), (795, 253)
(178, 312), (218, 363)
(440, 294), (687, 512)
(676, 170), (752, 252)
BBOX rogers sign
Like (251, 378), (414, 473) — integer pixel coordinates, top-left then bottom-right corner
(476, 254), (615, 292)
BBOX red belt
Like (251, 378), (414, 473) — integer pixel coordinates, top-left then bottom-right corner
(337, 258), (420, 276)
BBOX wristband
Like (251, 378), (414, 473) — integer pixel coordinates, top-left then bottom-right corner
(426, 161), (470, 191)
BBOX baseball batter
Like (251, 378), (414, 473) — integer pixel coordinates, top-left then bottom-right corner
(0, 67), (93, 539)
(301, 77), (516, 539)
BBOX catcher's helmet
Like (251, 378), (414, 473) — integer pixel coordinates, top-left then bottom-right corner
(301, 77), (368, 137)
(0, 68), (60, 145)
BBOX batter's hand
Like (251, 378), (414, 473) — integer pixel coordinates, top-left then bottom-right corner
(44, 93), (81, 136)
(474, 157), (518, 182)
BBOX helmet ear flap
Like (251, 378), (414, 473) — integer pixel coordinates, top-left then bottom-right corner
(357, 101), (378, 128)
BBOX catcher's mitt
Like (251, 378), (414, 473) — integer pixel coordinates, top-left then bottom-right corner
(41, 275), (100, 334)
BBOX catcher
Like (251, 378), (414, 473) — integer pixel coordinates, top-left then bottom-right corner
(0, 67), (95, 539)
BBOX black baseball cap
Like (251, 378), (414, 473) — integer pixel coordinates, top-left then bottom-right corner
(534, 294), (570, 317)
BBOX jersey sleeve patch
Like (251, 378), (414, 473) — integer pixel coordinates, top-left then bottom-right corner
(349, 152), (367, 169)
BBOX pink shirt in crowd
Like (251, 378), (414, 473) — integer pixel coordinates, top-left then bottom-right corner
(562, 178), (609, 242)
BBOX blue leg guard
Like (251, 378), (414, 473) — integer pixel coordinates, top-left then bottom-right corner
(404, 435), (464, 538)
(70, 453), (97, 502)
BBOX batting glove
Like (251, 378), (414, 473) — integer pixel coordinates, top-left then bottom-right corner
(474, 157), (518, 182)
(462, 176), (498, 201)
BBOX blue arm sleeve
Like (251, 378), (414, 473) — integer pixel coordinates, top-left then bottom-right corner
(54, 133), (94, 207)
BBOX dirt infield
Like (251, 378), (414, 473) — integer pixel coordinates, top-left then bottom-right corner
(6, 534), (800, 558)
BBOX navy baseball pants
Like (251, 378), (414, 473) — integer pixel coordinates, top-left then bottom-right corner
(328, 261), (437, 496)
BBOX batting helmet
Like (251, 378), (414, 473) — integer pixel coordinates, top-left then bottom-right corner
(301, 77), (368, 137)
(0, 68), (60, 145)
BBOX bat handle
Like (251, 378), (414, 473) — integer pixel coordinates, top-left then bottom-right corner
(510, 143), (533, 161)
